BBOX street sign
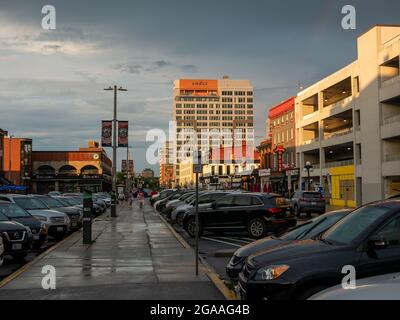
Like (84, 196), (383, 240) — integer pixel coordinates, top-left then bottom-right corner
(193, 164), (203, 174)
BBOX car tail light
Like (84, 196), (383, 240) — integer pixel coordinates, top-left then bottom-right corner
(266, 208), (283, 216)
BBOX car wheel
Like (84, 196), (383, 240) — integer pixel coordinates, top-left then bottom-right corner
(247, 218), (267, 239)
(297, 284), (330, 300)
(186, 217), (202, 238)
(176, 212), (184, 226)
(11, 253), (27, 261)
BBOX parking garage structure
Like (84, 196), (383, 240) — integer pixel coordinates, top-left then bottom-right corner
(295, 25), (400, 207)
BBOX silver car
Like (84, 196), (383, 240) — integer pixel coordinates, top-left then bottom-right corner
(310, 272), (400, 300)
(0, 194), (70, 240)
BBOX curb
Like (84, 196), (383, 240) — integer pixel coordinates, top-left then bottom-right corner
(0, 230), (77, 289)
(157, 211), (238, 300)
(0, 208), (113, 289)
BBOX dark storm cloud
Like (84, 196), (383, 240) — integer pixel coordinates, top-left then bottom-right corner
(2, 0), (400, 172)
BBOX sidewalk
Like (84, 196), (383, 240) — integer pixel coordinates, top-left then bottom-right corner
(0, 202), (225, 300)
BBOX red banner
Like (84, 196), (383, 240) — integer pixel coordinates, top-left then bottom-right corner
(118, 121), (128, 147)
(128, 160), (134, 174)
(101, 121), (112, 147)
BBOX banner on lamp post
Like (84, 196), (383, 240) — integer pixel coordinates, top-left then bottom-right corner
(128, 160), (134, 174)
(118, 121), (128, 147)
(101, 121), (112, 147)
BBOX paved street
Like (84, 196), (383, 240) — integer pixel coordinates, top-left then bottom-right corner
(0, 202), (224, 300)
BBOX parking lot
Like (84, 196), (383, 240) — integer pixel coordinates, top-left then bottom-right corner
(168, 215), (315, 282)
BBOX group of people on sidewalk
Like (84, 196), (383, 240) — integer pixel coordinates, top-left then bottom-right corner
(118, 189), (145, 209)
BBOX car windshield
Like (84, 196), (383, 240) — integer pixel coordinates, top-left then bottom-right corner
(14, 197), (48, 210)
(282, 213), (347, 240)
(64, 197), (81, 205)
(37, 197), (64, 208)
(322, 206), (391, 245)
(0, 211), (9, 221)
(0, 203), (31, 218)
(179, 193), (193, 201)
(56, 198), (71, 206)
(185, 194), (196, 203)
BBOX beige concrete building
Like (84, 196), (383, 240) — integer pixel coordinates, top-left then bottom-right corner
(296, 25), (400, 207)
(172, 77), (254, 184)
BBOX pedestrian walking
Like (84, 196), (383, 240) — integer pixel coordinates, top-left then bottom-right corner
(128, 190), (133, 208)
(138, 190), (145, 209)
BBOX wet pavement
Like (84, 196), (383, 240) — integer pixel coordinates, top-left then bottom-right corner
(0, 202), (224, 300)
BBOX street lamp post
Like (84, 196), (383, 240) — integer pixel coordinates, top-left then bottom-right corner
(104, 85), (127, 218)
(304, 161), (313, 191)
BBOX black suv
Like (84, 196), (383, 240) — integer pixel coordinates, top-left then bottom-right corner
(226, 209), (351, 282)
(0, 211), (32, 260)
(239, 200), (400, 300)
(183, 193), (296, 239)
(0, 201), (47, 250)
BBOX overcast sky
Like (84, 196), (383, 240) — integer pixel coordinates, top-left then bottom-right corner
(1, 0), (399, 174)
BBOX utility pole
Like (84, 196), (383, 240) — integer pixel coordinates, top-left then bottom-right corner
(104, 85), (127, 218)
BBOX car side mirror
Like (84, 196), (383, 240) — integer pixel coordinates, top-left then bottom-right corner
(368, 237), (388, 251)
(211, 202), (218, 209)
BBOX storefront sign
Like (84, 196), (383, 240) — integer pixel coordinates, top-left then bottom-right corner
(259, 169), (271, 177)
(118, 121), (129, 147)
(101, 121), (112, 147)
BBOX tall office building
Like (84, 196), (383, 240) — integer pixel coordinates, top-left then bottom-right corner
(172, 77), (254, 184)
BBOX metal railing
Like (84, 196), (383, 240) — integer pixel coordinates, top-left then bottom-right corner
(324, 159), (354, 168)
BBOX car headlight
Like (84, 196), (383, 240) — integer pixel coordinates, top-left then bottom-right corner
(34, 215), (48, 222)
(254, 265), (290, 281)
(24, 226), (32, 236)
(65, 216), (70, 224)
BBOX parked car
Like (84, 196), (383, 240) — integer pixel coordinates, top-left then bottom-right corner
(59, 196), (103, 216)
(162, 192), (195, 218)
(171, 191), (228, 226)
(155, 191), (185, 211)
(288, 191), (326, 217)
(183, 193), (296, 239)
(309, 272), (400, 300)
(0, 194), (70, 240)
(226, 209), (351, 282)
(0, 211), (32, 260)
(238, 199), (400, 300)
(33, 195), (83, 231)
(93, 193), (112, 207)
(151, 189), (176, 206)
(0, 201), (48, 250)
(48, 191), (61, 197)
